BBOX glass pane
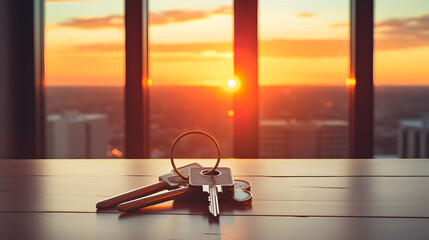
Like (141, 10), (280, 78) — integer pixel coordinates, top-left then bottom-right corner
(149, 0), (234, 158)
(374, 0), (429, 158)
(45, 0), (125, 158)
(259, 0), (349, 158)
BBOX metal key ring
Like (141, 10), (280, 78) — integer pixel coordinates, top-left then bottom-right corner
(170, 130), (221, 180)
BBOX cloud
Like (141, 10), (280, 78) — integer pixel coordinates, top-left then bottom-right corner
(46, 0), (97, 2)
(375, 14), (429, 49)
(72, 35), (429, 60)
(63, 14), (429, 59)
(59, 15), (123, 29)
(260, 39), (347, 58)
(296, 13), (317, 18)
(150, 6), (232, 25)
(150, 10), (209, 25)
(159, 39), (347, 58)
(329, 22), (348, 28)
(330, 14), (429, 50)
(150, 42), (232, 53)
(75, 43), (124, 52)
(212, 6), (233, 15)
(57, 6), (232, 29)
(73, 39), (347, 59)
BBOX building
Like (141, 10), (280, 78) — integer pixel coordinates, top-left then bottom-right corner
(260, 119), (347, 158)
(259, 120), (290, 158)
(46, 114), (109, 158)
(398, 115), (429, 158)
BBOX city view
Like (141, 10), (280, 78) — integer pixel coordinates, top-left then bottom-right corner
(45, 85), (429, 158)
(44, 0), (429, 159)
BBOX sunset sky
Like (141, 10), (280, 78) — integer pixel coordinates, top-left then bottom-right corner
(45, 0), (429, 86)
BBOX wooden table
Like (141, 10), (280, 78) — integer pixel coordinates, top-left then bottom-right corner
(1, 159), (429, 239)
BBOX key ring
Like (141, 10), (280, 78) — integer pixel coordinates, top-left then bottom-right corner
(170, 130), (221, 180)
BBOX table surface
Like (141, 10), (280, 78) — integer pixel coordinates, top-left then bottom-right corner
(1, 158), (429, 240)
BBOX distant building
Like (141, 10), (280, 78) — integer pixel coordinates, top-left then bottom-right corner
(259, 120), (289, 158)
(398, 115), (429, 158)
(46, 114), (109, 158)
(260, 119), (347, 158)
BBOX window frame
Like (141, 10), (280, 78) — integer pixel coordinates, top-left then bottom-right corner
(102, 0), (381, 160)
(348, 0), (374, 158)
(4, 0), (45, 159)
(125, 0), (150, 158)
(123, 0), (375, 159)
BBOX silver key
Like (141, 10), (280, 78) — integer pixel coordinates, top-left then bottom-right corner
(117, 179), (250, 213)
(96, 162), (201, 209)
(189, 167), (234, 217)
(220, 179), (252, 206)
(117, 186), (192, 212)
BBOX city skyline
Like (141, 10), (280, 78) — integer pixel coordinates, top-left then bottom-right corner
(45, 85), (429, 158)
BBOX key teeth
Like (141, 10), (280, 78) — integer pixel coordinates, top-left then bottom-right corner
(202, 185), (221, 217)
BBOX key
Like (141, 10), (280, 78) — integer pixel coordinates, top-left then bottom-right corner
(189, 167), (234, 217)
(117, 186), (192, 212)
(117, 179), (249, 213)
(220, 179), (252, 206)
(96, 162), (201, 209)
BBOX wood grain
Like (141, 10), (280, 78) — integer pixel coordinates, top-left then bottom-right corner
(1, 159), (429, 239)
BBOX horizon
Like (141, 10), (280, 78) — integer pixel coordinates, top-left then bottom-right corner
(45, 84), (429, 87)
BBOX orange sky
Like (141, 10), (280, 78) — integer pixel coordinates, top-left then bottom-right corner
(45, 1), (429, 86)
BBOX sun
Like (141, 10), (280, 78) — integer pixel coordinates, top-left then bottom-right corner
(228, 79), (237, 88)
(223, 78), (240, 92)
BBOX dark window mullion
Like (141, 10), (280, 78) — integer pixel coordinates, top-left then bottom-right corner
(125, 0), (150, 158)
(348, 0), (374, 158)
(2, 0), (45, 159)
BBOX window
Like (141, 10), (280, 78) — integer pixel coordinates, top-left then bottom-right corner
(40, 0), (425, 159)
(45, 0), (125, 158)
(148, 0), (234, 158)
(258, 0), (349, 158)
(374, 0), (429, 158)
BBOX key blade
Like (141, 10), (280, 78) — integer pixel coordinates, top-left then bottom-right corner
(209, 185), (220, 217)
(96, 180), (170, 209)
(202, 185), (210, 193)
(213, 187), (217, 216)
(207, 186), (214, 216)
(188, 167), (234, 218)
(117, 187), (191, 213)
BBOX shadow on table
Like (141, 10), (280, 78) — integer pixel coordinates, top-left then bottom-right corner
(116, 195), (252, 221)
(0, 160), (43, 239)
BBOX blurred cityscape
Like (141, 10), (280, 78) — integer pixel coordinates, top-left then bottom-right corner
(45, 85), (429, 159)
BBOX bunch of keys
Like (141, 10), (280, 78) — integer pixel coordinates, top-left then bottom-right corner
(96, 130), (252, 218)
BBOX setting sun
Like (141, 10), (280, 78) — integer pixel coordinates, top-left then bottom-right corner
(228, 79), (237, 88)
